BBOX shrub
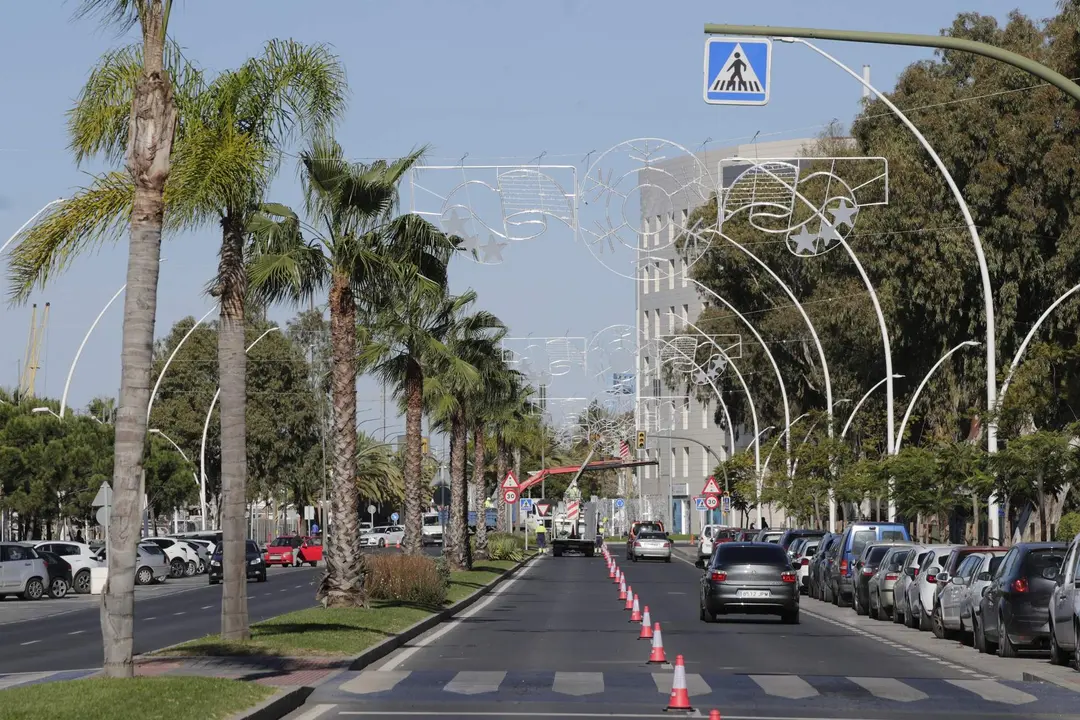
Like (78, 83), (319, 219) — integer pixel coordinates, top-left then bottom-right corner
(363, 554), (447, 607)
(487, 533), (526, 562)
(1056, 512), (1080, 541)
(433, 555), (451, 587)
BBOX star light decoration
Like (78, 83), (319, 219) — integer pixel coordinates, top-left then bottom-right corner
(440, 208), (509, 264)
(786, 197), (861, 257)
(692, 354), (727, 386)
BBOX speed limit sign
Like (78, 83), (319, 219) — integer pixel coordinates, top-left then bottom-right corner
(503, 489), (518, 505)
(704, 495), (720, 510)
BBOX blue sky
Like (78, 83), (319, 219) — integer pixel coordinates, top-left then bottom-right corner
(0, 0), (1057, 444)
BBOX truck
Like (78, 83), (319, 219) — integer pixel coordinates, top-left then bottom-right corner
(551, 516), (595, 557)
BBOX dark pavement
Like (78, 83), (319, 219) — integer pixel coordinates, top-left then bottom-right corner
(0, 565), (320, 673)
(292, 550), (1080, 720)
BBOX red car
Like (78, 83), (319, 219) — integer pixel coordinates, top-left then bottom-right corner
(264, 535), (322, 567)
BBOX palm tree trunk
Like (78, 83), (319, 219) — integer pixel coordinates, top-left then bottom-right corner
(101, 1), (176, 679)
(473, 422), (489, 560)
(402, 359), (425, 556)
(218, 214), (249, 640)
(320, 272), (365, 607)
(495, 435), (508, 532)
(445, 409), (468, 570)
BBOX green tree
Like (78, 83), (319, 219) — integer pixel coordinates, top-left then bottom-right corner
(992, 431), (1077, 541)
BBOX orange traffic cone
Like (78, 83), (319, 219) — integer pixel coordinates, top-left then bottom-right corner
(630, 595), (642, 622)
(639, 606), (653, 638)
(608, 562), (616, 579)
(613, 567), (621, 584)
(624, 586), (634, 611)
(618, 579), (627, 601)
(647, 623), (666, 663)
(708, 711), (722, 720)
(665, 655), (693, 711)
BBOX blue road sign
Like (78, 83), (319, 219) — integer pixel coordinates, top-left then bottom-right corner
(615, 498), (625, 509)
(721, 495), (732, 513)
(704, 37), (772, 106)
(519, 497), (534, 512)
(390, 512), (399, 523)
(694, 497), (707, 511)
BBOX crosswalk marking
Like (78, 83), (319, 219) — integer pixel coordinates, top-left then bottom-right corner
(553, 671), (604, 696)
(340, 670), (409, 695)
(444, 670), (506, 695)
(651, 672), (711, 696)
(947, 679), (1037, 705)
(750, 674), (819, 699)
(849, 676), (928, 702)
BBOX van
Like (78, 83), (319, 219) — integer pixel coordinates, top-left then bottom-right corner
(833, 522), (910, 606)
(422, 512), (443, 545)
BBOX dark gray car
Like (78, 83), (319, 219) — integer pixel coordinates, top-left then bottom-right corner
(699, 542), (799, 624)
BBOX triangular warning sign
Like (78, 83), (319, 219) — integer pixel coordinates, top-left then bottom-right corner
(501, 470), (519, 489)
(709, 43), (764, 94)
(701, 477), (722, 495)
(535, 502), (551, 517)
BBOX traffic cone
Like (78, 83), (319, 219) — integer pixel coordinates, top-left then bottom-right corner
(624, 586), (634, 611)
(665, 655), (693, 712)
(708, 711), (722, 720)
(613, 567), (621, 584)
(647, 623), (666, 663)
(630, 595), (642, 622)
(639, 606), (653, 639)
(608, 561), (616, 579)
(618, 579), (627, 601)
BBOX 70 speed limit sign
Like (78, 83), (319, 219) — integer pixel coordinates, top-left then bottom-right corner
(502, 489), (518, 504)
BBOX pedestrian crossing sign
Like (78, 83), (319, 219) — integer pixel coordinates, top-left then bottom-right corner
(704, 37), (772, 106)
(694, 497), (707, 511)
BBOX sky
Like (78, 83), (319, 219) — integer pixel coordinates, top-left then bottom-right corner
(0, 0), (1059, 449)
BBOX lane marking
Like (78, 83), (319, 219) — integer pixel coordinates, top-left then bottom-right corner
(19, 640), (40, 646)
(443, 670), (505, 695)
(750, 674), (819, 699)
(651, 671), (711, 696)
(144, 617), (156, 621)
(173, 612), (185, 616)
(340, 671), (410, 695)
(375, 557), (543, 671)
(67, 630), (85, 636)
(201, 605), (213, 610)
(946, 678), (1037, 705)
(552, 671), (604, 696)
(289, 703), (337, 720)
(848, 676), (928, 702)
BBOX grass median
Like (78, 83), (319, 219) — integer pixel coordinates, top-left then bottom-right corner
(160, 558), (523, 658)
(0, 676), (275, 720)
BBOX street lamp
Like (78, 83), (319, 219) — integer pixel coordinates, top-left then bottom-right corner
(0, 198), (66, 257)
(149, 428), (202, 533)
(32, 407), (62, 420)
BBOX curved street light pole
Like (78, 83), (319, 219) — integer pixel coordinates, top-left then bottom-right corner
(148, 306), (219, 421)
(842, 375), (905, 440)
(198, 327), (280, 531)
(0, 198), (66, 257)
(997, 283), (1080, 410)
(149, 428), (201, 533)
(895, 341), (981, 453)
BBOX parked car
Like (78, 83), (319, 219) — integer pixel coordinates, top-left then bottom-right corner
(830, 522), (911, 607)
(868, 546), (914, 620)
(297, 536), (322, 565)
(793, 539), (820, 594)
(903, 544), (956, 630)
(95, 543), (171, 585)
(143, 537), (199, 577)
(33, 541), (104, 594)
(265, 536), (305, 566)
(1049, 531), (1080, 666)
(961, 553), (1006, 639)
(697, 525), (736, 561)
(778, 529), (826, 554)
(977, 542), (1067, 657)
(935, 548), (1008, 639)
(0, 543), (49, 600)
(893, 545), (931, 626)
(35, 550), (73, 599)
(808, 533), (839, 600)
(853, 542), (910, 616)
(422, 512), (443, 545)
(208, 540), (266, 584)
(175, 539), (209, 573)
(699, 542), (800, 624)
(752, 529), (784, 544)
(361, 526), (405, 548)
(631, 530), (672, 562)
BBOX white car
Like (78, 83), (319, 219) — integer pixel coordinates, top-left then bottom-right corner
(95, 543), (172, 585)
(904, 544), (955, 631)
(696, 525), (728, 560)
(143, 537), (200, 577)
(794, 539), (820, 593)
(33, 541), (104, 594)
(362, 526), (404, 548)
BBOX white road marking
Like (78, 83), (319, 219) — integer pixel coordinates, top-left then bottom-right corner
(848, 676), (927, 702)
(443, 670), (505, 695)
(144, 617), (156, 621)
(339, 713), (870, 719)
(552, 671), (604, 696)
(67, 630), (85, 636)
(288, 703), (337, 720)
(201, 605), (213, 610)
(0, 672), (53, 689)
(19, 640), (40, 646)
(340, 670), (410, 695)
(173, 612), (185, 616)
(295, 585), (303, 589)
(750, 674), (819, 699)
(947, 678), (1037, 705)
(375, 557), (542, 671)
(651, 671), (711, 696)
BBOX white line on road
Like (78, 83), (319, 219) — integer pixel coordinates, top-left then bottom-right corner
(375, 557), (543, 672)
(288, 703), (337, 720)
(201, 605), (213, 610)
(173, 612), (185, 616)
(294, 585), (303, 589)
(67, 630), (85, 636)
(338, 713), (888, 719)
(280, 589), (287, 592)
(144, 617), (156, 621)
(19, 640), (40, 646)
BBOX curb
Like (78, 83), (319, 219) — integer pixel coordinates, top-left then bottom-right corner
(230, 686), (312, 720)
(1023, 671), (1080, 694)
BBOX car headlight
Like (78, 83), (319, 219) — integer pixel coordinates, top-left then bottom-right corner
(211, 560), (221, 567)
(249, 558), (261, 565)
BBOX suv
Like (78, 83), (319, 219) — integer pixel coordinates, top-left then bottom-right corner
(0, 543), (49, 600)
(830, 522), (910, 607)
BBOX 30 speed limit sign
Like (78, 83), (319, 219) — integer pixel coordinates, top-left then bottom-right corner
(503, 489), (518, 504)
(704, 495), (720, 510)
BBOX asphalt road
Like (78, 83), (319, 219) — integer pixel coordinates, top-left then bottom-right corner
(0, 565), (320, 673)
(291, 549), (1080, 720)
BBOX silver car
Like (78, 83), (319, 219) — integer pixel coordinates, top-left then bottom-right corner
(868, 546), (913, 620)
(631, 531), (672, 562)
(0, 543), (49, 600)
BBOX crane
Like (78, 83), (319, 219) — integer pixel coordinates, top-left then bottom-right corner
(19, 302), (49, 399)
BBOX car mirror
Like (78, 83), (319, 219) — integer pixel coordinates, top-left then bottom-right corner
(905, 567), (916, 578)
(1042, 566), (1061, 581)
(952, 576), (967, 586)
(976, 571), (991, 582)
(937, 572), (950, 584)
(695, 559), (707, 569)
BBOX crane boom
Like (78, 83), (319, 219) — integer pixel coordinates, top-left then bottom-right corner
(19, 302), (49, 399)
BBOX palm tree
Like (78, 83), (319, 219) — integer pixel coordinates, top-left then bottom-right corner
(361, 288), (481, 556)
(468, 351), (519, 559)
(8, 37), (346, 641)
(248, 137), (442, 605)
(426, 309), (506, 569)
(356, 431), (404, 504)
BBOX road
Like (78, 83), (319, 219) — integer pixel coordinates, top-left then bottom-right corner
(0, 565), (320, 673)
(290, 550), (1080, 720)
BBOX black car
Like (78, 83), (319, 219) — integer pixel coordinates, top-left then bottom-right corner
(698, 542), (799, 624)
(36, 550), (73, 599)
(976, 542), (1067, 657)
(208, 540), (266, 585)
(778, 529), (826, 555)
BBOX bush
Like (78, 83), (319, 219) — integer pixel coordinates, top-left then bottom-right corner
(487, 532), (526, 562)
(363, 554), (447, 607)
(1056, 512), (1080, 541)
(433, 555), (451, 587)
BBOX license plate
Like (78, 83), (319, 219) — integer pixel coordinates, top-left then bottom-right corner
(737, 589), (770, 598)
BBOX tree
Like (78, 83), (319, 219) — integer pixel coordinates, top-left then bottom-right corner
(249, 137), (440, 605)
(993, 431), (1077, 541)
(355, 431), (404, 505)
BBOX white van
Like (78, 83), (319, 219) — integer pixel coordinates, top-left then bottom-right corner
(422, 512), (443, 545)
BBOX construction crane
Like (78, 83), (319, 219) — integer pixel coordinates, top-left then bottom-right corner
(18, 302), (49, 399)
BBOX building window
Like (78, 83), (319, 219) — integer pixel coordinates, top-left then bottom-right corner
(667, 259), (675, 289)
(654, 262), (660, 292)
(655, 215), (662, 246)
(682, 304), (689, 328)
(670, 447), (677, 479)
(702, 448), (709, 477)
(702, 400), (709, 429)
(641, 216), (650, 249)
(654, 309), (661, 339)
(652, 378), (661, 397)
(681, 258), (688, 287)
(681, 397), (689, 430)
(668, 306), (675, 334)
(642, 310), (650, 339)
(682, 446), (690, 477)
(642, 265), (649, 294)
(668, 212), (676, 244)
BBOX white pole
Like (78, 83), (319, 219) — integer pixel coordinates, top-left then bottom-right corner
(895, 341), (980, 452)
(791, 38), (999, 541)
(148, 305), (218, 421)
(761, 413), (810, 475)
(150, 428), (201, 527)
(198, 327), (280, 531)
(0, 198), (65, 257)
(997, 283), (1080, 410)
(842, 375), (905, 440)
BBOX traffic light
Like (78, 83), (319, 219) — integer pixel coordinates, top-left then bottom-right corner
(636, 430), (647, 449)
(421, 437), (430, 455)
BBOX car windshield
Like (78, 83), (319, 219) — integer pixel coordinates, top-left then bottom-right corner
(246, 541), (261, 555)
(887, 550), (911, 571)
(638, 532), (667, 540)
(139, 544), (165, 556)
(423, 516), (440, 526)
(1022, 549), (1066, 580)
(803, 543), (819, 556)
(269, 537), (299, 547)
(866, 546), (892, 564)
(987, 555), (1004, 576)
(715, 545), (788, 566)
(851, 530), (876, 558)
(635, 523), (663, 534)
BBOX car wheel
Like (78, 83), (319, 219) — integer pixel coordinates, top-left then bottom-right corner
(22, 578), (45, 601)
(73, 569), (91, 594)
(699, 602), (716, 623)
(664, 556), (672, 563)
(308, 560), (317, 567)
(975, 615), (996, 654)
(781, 609), (800, 625)
(209, 578), (219, 585)
(184, 560), (197, 577)
(1050, 624), (1067, 666)
(136, 566), (154, 586)
(932, 604), (946, 639)
(869, 592), (880, 620)
(379, 539), (386, 548)
(832, 585), (841, 607)
(918, 602), (932, 632)
(258, 573), (267, 583)
(854, 590), (867, 616)
(893, 603), (905, 624)
(197, 560), (206, 574)
(169, 558), (185, 578)
(997, 613), (1018, 658)
(48, 577), (69, 599)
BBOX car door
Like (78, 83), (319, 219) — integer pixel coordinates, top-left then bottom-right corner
(2, 545), (33, 590)
(944, 555), (977, 625)
(1052, 537), (1079, 650)
(984, 548), (1017, 642)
